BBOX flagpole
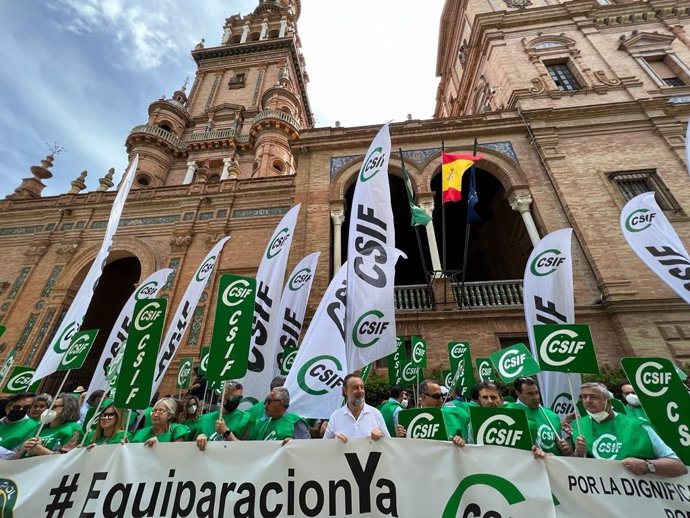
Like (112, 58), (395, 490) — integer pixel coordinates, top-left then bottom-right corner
(441, 141), (447, 278)
(458, 138), (478, 310)
(566, 372), (585, 458)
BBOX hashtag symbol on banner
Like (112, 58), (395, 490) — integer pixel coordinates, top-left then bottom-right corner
(45, 474), (80, 518)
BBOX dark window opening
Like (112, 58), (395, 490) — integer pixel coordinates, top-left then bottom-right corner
(546, 63), (581, 91)
(610, 170), (682, 211)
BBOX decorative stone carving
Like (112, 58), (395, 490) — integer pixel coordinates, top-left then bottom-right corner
(68, 170), (88, 194)
(24, 244), (48, 261)
(504, 0), (532, 9)
(530, 77), (547, 94)
(56, 242), (80, 261)
(169, 235), (193, 253)
(97, 168), (115, 192)
(206, 233), (228, 250)
(595, 70), (621, 86)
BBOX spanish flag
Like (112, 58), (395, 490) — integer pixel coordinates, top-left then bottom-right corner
(441, 152), (483, 203)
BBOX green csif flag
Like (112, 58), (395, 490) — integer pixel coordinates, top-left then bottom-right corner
(489, 343), (540, 383)
(0, 348), (17, 385)
(279, 346), (298, 376)
(621, 357), (690, 465)
(2, 366), (40, 394)
(470, 406), (533, 451)
(411, 336), (427, 368)
(387, 336), (406, 386)
(176, 357), (194, 390)
(475, 357), (495, 382)
(401, 159), (432, 227)
(448, 342), (475, 397)
(361, 363), (373, 382)
(533, 324), (599, 374)
(398, 407), (448, 440)
(57, 329), (98, 372)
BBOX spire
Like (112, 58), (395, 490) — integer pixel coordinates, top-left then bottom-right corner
(6, 154), (55, 199)
(68, 170), (88, 194)
(97, 167), (115, 192)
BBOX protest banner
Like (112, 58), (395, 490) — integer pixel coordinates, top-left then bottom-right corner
(115, 299), (167, 410)
(621, 357), (690, 465)
(489, 343), (541, 383)
(470, 406), (534, 451)
(206, 274), (256, 382)
(398, 407), (448, 440)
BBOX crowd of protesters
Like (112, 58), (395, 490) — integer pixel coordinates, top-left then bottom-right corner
(0, 371), (687, 478)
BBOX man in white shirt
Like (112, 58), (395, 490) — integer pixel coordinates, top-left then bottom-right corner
(324, 374), (389, 443)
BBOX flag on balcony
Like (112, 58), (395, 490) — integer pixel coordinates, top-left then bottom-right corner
(467, 169), (481, 222)
(441, 152), (482, 203)
(401, 160), (432, 226)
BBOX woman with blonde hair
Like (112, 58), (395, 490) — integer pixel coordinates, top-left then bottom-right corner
(83, 401), (126, 446)
(131, 398), (188, 447)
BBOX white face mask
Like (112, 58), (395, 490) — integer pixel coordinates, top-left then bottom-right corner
(625, 394), (640, 407)
(587, 409), (609, 423)
(400, 398), (409, 409)
(187, 405), (198, 414)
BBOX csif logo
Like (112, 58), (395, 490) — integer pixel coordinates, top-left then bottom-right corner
(625, 208), (656, 233)
(476, 415), (524, 447)
(352, 310), (389, 348)
(221, 279), (253, 306)
(200, 352), (210, 372)
(134, 301), (164, 332)
(592, 433), (622, 460)
(53, 321), (79, 354)
(529, 249), (566, 277)
(444, 371), (455, 388)
(359, 146), (385, 182)
(407, 412), (439, 439)
(288, 268), (313, 291)
(61, 334), (91, 366)
(537, 424), (556, 450)
(412, 340), (425, 364)
(297, 355), (344, 396)
(634, 360), (671, 398)
(177, 360), (193, 386)
(450, 342), (466, 359)
(135, 281), (160, 300)
(442, 474), (527, 518)
(539, 328), (585, 367)
(401, 363), (417, 383)
(477, 360), (492, 381)
(0, 478), (18, 518)
(195, 256), (217, 282)
(6, 371), (33, 393)
(498, 350), (526, 379)
(266, 228), (291, 259)
(550, 392), (574, 415)
(281, 349), (298, 374)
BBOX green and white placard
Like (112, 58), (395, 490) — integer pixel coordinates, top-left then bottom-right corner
(398, 407), (448, 440)
(448, 341), (475, 396)
(475, 357), (495, 382)
(442, 370), (455, 390)
(489, 343), (541, 383)
(114, 298), (167, 409)
(57, 329), (98, 371)
(621, 357), (690, 465)
(387, 336), (406, 386)
(411, 336), (427, 368)
(176, 357), (194, 390)
(400, 359), (420, 389)
(0, 348), (17, 384)
(470, 406), (534, 451)
(534, 324), (599, 374)
(361, 362), (373, 382)
(279, 346), (298, 376)
(199, 346), (210, 375)
(2, 366), (40, 394)
(207, 274), (256, 382)
(0, 325), (5, 337)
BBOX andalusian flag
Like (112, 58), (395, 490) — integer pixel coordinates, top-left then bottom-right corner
(441, 152), (482, 203)
(401, 161), (432, 226)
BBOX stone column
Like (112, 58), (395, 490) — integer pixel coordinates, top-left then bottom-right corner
(183, 161), (198, 185)
(330, 203), (346, 268)
(419, 198), (442, 276)
(279, 17), (287, 37)
(509, 194), (540, 246)
(240, 24), (250, 43)
(220, 158), (233, 180)
(260, 20), (268, 40)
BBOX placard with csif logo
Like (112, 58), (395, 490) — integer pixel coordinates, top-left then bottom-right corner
(207, 274), (256, 382)
(114, 298), (168, 410)
(533, 323), (599, 374)
(448, 341), (475, 396)
(621, 357), (690, 466)
(410, 336), (427, 368)
(199, 346), (210, 375)
(470, 406), (533, 451)
(398, 407), (448, 440)
(176, 357), (194, 390)
(489, 343), (540, 383)
(2, 366), (41, 394)
(57, 329), (98, 371)
(475, 357), (495, 381)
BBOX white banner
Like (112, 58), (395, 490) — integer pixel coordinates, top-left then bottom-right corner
(285, 263), (348, 419)
(243, 205), (301, 404)
(523, 228), (580, 416)
(273, 252), (320, 377)
(32, 155), (139, 382)
(86, 268), (173, 396)
(0, 441), (563, 518)
(546, 455), (690, 517)
(621, 192), (690, 304)
(152, 236), (231, 397)
(345, 123), (401, 371)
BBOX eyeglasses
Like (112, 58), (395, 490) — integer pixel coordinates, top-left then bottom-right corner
(422, 392), (444, 400)
(100, 413), (117, 419)
(9, 405), (31, 412)
(53, 404), (64, 408)
(151, 408), (168, 414)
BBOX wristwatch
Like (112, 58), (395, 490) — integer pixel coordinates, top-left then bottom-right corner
(645, 460), (656, 474)
(223, 430), (232, 440)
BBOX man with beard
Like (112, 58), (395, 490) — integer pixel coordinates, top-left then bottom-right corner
(324, 374), (389, 443)
(195, 380), (255, 450)
(0, 393), (37, 459)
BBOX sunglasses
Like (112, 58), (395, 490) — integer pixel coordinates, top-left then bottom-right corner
(423, 392), (444, 400)
(100, 413), (117, 419)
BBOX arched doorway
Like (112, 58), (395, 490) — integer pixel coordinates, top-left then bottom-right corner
(339, 173), (430, 285)
(42, 256), (141, 395)
(430, 166), (532, 281)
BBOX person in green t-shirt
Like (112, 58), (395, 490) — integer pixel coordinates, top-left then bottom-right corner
(0, 393), (38, 456)
(244, 375), (286, 422)
(506, 377), (571, 456)
(620, 382), (650, 424)
(19, 393), (83, 457)
(195, 381), (255, 450)
(378, 385), (407, 437)
(572, 382), (687, 478)
(131, 398), (189, 446)
(28, 394), (52, 422)
(83, 402), (126, 447)
(249, 387), (310, 444)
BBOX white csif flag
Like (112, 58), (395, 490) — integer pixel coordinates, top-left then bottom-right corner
(523, 228), (579, 417)
(87, 267), (173, 396)
(32, 155), (139, 382)
(151, 236), (231, 397)
(621, 191), (690, 303)
(345, 123), (404, 372)
(242, 205), (301, 404)
(273, 252), (320, 377)
(285, 263), (348, 419)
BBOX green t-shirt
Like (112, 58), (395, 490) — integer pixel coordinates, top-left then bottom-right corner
(379, 400), (402, 437)
(131, 422), (189, 443)
(250, 413), (304, 441)
(506, 402), (563, 455)
(625, 404), (650, 424)
(572, 413), (655, 460)
(38, 421), (83, 452)
(0, 417), (40, 450)
(196, 410), (255, 441)
(84, 429), (126, 446)
(179, 419), (198, 441)
(246, 401), (266, 422)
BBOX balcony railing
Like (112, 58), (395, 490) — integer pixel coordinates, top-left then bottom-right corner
(452, 279), (523, 309)
(186, 129), (236, 142)
(129, 125), (184, 149)
(394, 285), (434, 311)
(252, 110), (302, 131)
